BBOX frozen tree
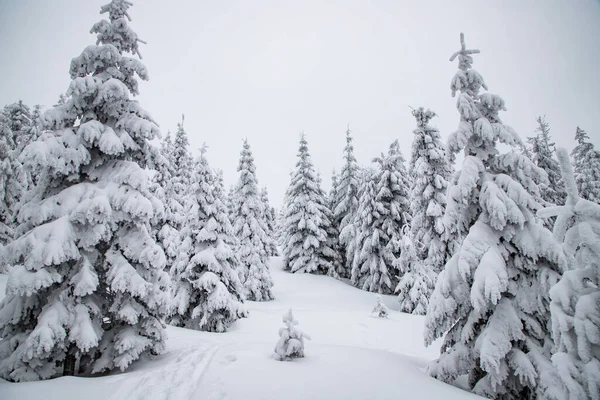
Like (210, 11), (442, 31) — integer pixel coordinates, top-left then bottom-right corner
(54, 93), (67, 107)
(159, 119), (192, 271)
(351, 140), (409, 294)
(538, 148), (600, 400)
(171, 115), (193, 207)
(0, 0), (170, 381)
(372, 295), (389, 318)
(380, 140), (411, 249)
(0, 113), (27, 249)
(281, 134), (335, 275)
(424, 34), (566, 399)
(527, 116), (565, 207)
(395, 227), (435, 315)
(214, 169), (225, 199)
(3, 101), (32, 154)
(149, 131), (179, 271)
(231, 139), (274, 301)
(273, 309), (311, 361)
(334, 127), (360, 278)
(226, 185), (236, 225)
(325, 170), (344, 278)
(571, 127), (600, 204)
(169, 148), (247, 332)
(260, 187), (279, 257)
(408, 108), (454, 273)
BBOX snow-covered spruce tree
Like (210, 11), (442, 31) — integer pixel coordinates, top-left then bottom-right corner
(232, 139), (274, 301)
(260, 186), (279, 257)
(149, 131), (176, 270)
(170, 116), (193, 218)
(281, 134), (335, 275)
(424, 34), (567, 399)
(335, 127), (360, 278)
(351, 140), (410, 293)
(3, 101), (32, 154)
(325, 170), (344, 278)
(571, 127), (600, 204)
(273, 309), (311, 361)
(408, 107), (454, 273)
(537, 148), (600, 400)
(226, 185), (236, 225)
(527, 116), (565, 207)
(372, 294), (389, 318)
(169, 148), (247, 332)
(0, 0), (170, 381)
(0, 112), (28, 249)
(395, 226), (435, 315)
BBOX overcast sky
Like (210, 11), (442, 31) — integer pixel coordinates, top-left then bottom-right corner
(1, 0), (599, 208)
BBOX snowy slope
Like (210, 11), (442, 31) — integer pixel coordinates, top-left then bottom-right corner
(0, 259), (480, 399)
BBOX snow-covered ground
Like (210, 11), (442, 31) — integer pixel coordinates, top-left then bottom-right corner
(0, 258), (480, 399)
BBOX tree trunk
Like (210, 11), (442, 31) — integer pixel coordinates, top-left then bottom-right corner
(63, 344), (77, 377)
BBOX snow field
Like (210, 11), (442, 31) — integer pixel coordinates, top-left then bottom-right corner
(0, 258), (481, 399)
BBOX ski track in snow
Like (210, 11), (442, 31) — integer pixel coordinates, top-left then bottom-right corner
(110, 343), (226, 400)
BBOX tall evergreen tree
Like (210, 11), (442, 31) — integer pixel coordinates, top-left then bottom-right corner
(232, 139), (273, 301)
(0, 0), (170, 381)
(395, 226), (434, 314)
(260, 186), (279, 257)
(0, 112), (27, 249)
(170, 148), (247, 332)
(538, 148), (600, 400)
(397, 108), (452, 314)
(527, 116), (565, 206)
(350, 141), (409, 293)
(424, 34), (566, 399)
(151, 131), (180, 272)
(407, 107), (454, 272)
(326, 169), (344, 278)
(571, 127), (600, 204)
(281, 134), (335, 274)
(3, 101), (32, 154)
(171, 115), (193, 202)
(335, 127), (360, 278)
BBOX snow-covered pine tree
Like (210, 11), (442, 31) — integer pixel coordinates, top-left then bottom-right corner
(54, 94), (68, 107)
(273, 309), (311, 361)
(408, 108), (454, 273)
(527, 116), (566, 207)
(3, 101), (32, 154)
(372, 294), (389, 318)
(395, 226), (435, 315)
(232, 139), (274, 301)
(571, 127), (600, 204)
(424, 33), (566, 399)
(0, 0), (170, 381)
(325, 170), (344, 278)
(161, 119), (193, 271)
(281, 133), (335, 275)
(169, 147), (247, 332)
(350, 141), (408, 294)
(226, 185), (236, 225)
(260, 187), (279, 257)
(537, 147), (600, 400)
(171, 115), (193, 210)
(214, 169), (225, 199)
(335, 127), (360, 278)
(150, 131), (179, 272)
(0, 112), (27, 250)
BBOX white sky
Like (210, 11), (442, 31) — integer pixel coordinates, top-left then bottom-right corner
(1, 0), (599, 208)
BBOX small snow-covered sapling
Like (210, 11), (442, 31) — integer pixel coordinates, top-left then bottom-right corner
(273, 309), (311, 361)
(372, 295), (389, 318)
